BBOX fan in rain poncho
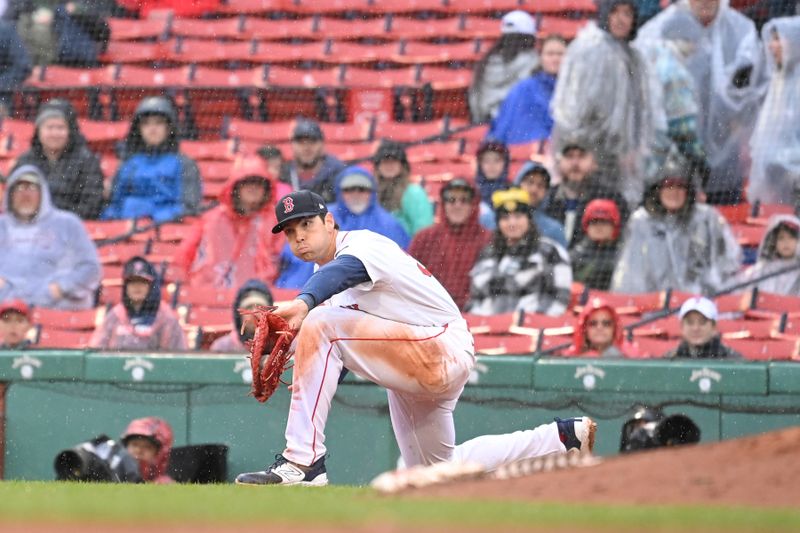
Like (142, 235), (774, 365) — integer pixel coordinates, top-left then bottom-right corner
(611, 151), (741, 295)
(747, 17), (800, 207)
(551, 0), (661, 207)
(736, 215), (800, 296)
(637, 0), (767, 204)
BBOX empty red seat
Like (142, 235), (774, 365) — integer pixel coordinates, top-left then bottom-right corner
(715, 202), (752, 225)
(37, 329), (93, 349)
(32, 308), (104, 331)
(630, 337), (675, 358)
(100, 41), (166, 65)
(165, 39), (255, 65)
(473, 333), (537, 355)
(244, 17), (316, 41)
(107, 17), (168, 41)
(170, 17), (244, 40)
(725, 338), (799, 361)
(463, 312), (519, 334)
(326, 41), (397, 65)
(225, 117), (294, 142)
(181, 139), (237, 161)
(341, 66), (419, 88)
(181, 306), (232, 327)
(751, 291), (800, 314)
(316, 16), (389, 40)
(84, 220), (135, 240)
(388, 16), (460, 39)
(176, 285), (237, 309)
(581, 290), (666, 315)
(198, 160), (234, 182)
(373, 119), (447, 143)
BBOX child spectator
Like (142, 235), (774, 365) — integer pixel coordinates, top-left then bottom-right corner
(747, 18), (800, 206)
(468, 10), (539, 123)
(489, 35), (567, 145)
(102, 96), (201, 223)
(611, 153), (741, 294)
(637, 0), (766, 205)
(737, 216), (800, 295)
(512, 161), (567, 246)
(210, 279), (273, 353)
(120, 416), (174, 484)
(0, 300), (33, 349)
(564, 297), (636, 358)
(175, 157), (287, 289)
(13, 99), (105, 219)
(372, 140), (433, 238)
(90, 256), (186, 352)
(570, 199), (623, 291)
(663, 297), (742, 359)
(327, 166), (410, 249)
(543, 138), (628, 247)
(551, 0), (658, 206)
(408, 178), (491, 310)
(467, 188), (572, 316)
(0, 165), (101, 310)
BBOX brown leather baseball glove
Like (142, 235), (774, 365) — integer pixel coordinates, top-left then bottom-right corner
(240, 305), (296, 403)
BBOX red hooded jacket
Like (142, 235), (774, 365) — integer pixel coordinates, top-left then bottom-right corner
(565, 297), (637, 357)
(121, 417), (174, 484)
(175, 157), (288, 288)
(408, 180), (491, 309)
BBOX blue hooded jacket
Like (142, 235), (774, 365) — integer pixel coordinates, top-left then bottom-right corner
(489, 70), (557, 145)
(0, 165), (101, 310)
(327, 166), (410, 249)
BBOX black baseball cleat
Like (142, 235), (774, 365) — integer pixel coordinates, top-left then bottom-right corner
(555, 416), (597, 453)
(235, 454), (328, 486)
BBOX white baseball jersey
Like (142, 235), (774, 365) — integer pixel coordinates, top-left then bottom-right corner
(325, 230), (461, 327)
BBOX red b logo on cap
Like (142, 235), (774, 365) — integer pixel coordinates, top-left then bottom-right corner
(282, 197), (294, 213)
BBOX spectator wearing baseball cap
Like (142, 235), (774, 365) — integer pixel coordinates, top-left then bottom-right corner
(175, 156), (288, 289)
(90, 256), (186, 352)
(611, 152), (740, 295)
(408, 178), (492, 309)
(569, 199), (623, 290)
(0, 165), (101, 310)
(468, 10), (539, 123)
(0, 300), (32, 350)
(512, 161), (567, 246)
(372, 140), (433, 237)
(211, 278), (274, 353)
(284, 118), (345, 204)
(327, 166), (410, 249)
(664, 297), (742, 360)
(489, 34), (567, 145)
(467, 188), (572, 316)
(737, 215), (800, 296)
(543, 137), (629, 248)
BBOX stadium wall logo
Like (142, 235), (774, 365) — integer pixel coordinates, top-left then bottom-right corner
(689, 368), (722, 393)
(468, 362), (489, 385)
(123, 357), (154, 381)
(233, 360), (253, 383)
(574, 364), (605, 390)
(12, 355), (42, 380)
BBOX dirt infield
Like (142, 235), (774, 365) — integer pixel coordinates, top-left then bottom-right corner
(418, 426), (800, 508)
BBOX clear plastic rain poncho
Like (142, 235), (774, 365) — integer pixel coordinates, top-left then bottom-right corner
(748, 17), (800, 205)
(551, 13), (662, 207)
(736, 215), (800, 295)
(636, 0), (767, 197)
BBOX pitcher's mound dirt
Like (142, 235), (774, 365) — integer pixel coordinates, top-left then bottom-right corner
(417, 426), (800, 507)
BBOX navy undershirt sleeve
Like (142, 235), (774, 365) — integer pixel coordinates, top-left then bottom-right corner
(296, 255), (371, 310)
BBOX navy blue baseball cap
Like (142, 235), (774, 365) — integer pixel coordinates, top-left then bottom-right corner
(272, 190), (328, 234)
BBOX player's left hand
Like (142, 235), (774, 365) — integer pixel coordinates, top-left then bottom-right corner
(272, 299), (310, 331)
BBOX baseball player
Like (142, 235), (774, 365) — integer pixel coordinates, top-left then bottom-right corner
(236, 190), (596, 486)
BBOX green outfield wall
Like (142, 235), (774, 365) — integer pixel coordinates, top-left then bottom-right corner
(1, 350), (799, 485)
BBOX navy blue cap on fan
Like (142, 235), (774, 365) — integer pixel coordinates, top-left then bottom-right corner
(272, 190), (328, 234)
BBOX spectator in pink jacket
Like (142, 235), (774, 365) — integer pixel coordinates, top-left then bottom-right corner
(90, 256), (186, 351)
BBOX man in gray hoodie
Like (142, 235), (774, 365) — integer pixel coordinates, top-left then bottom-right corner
(0, 165), (101, 310)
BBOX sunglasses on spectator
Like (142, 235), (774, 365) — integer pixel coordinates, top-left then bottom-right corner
(342, 187), (372, 194)
(443, 196), (472, 204)
(587, 319), (613, 328)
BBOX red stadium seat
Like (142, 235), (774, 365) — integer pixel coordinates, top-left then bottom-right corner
(32, 308), (104, 331)
(217, 0), (284, 15)
(316, 17), (389, 40)
(98, 241), (147, 265)
(170, 17), (244, 40)
(181, 305), (232, 327)
(225, 117), (294, 142)
(388, 16), (460, 39)
(580, 290), (667, 315)
(718, 319), (778, 340)
(716, 202), (752, 225)
(22, 66), (102, 118)
(630, 337), (675, 358)
(724, 338), (799, 361)
(438, 0), (518, 15)
(176, 285), (238, 309)
(340, 66), (419, 88)
(107, 17), (168, 41)
(473, 333), (537, 355)
(36, 329), (93, 349)
(99, 65), (189, 120)
(84, 220), (135, 241)
(78, 119), (128, 154)
(538, 16), (590, 39)
(530, 0), (598, 13)
(668, 290), (750, 314)
(463, 312), (519, 334)
(394, 40), (484, 65)
(327, 141), (376, 161)
(100, 41), (166, 65)
(198, 160), (234, 182)
(164, 39), (255, 65)
(751, 291), (800, 314)
(244, 17), (317, 41)
(373, 119), (447, 143)
(266, 66), (341, 87)
(181, 139), (237, 161)
(364, 0), (447, 15)
(326, 42), (398, 65)
(288, 0), (374, 15)
(731, 224), (766, 248)
(462, 16), (503, 39)
(319, 121), (372, 143)
(406, 141), (463, 163)
(517, 312), (575, 331)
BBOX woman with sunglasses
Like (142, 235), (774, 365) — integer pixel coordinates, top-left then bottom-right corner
(565, 297), (637, 358)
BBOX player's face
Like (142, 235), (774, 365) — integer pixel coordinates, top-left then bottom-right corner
(608, 3), (634, 40)
(775, 228), (798, 259)
(586, 309), (615, 351)
(498, 211), (530, 245)
(0, 311), (30, 346)
(284, 213), (337, 264)
(681, 311), (717, 347)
